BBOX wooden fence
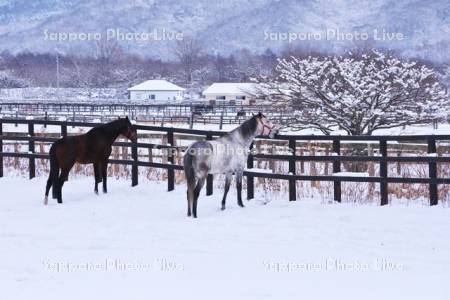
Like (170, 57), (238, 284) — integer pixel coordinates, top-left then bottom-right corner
(0, 102), (294, 128)
(0, 119), (449, 205)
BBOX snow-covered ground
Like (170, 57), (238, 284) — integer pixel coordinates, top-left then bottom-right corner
(1, 176), (450, 300)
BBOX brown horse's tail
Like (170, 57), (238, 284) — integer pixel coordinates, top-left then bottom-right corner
(48, 143), (60, 200)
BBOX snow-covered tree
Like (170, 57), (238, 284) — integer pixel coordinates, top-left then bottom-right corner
(256, 51), (447, 135)
(438, 64), (450, 91)
(0, 71), (29, 88)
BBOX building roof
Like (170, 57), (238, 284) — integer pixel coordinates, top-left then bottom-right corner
(127, 80), (185, 91)
(202, 83), (257, 95)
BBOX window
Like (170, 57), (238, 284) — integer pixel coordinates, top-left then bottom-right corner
(216, 96), (226, 100)
(149, 94), (155, 100)
(236, 95), (246, 100)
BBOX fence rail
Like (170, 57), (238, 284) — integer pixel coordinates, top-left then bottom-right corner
(0, 119), (449, 205)
(0, 102), (297, 128)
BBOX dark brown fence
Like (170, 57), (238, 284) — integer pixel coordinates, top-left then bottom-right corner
(0, 102), (294, 129)
(1, 119), (449, 205)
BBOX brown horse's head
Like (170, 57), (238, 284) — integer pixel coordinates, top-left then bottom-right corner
(121, 117), (137, 142)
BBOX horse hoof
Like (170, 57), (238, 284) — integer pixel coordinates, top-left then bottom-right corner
(238, 203), (244, 208)
(221, 205), (226, 210)
(43, 196), (48, 205)
(94, 191), (99, 195)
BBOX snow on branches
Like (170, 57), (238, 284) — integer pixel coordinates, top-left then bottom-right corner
(255, 51), (448, 135)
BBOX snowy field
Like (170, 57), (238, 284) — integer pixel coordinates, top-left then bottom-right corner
(1, 176), (450, 300)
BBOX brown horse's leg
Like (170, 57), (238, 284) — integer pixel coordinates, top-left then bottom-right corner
(57, 162), (74, 204)
(94, 162), (100, 194)
(101, 162), (108, 193)
(44, 176), (53, 205)
(56, 173), (65, 204)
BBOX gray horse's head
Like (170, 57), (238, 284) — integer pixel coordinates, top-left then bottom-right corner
(254, 112), (279, 138)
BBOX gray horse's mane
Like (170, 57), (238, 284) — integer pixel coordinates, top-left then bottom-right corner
(234, 115), (258, 140)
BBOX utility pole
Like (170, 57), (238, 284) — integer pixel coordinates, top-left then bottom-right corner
(56, 51), (60, 99)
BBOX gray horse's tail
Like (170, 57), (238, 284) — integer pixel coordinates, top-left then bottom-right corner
(183, 150), (197, 217)
(183, 151), (196, 187)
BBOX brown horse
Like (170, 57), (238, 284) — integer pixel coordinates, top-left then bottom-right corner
(44, 117), (137, 204)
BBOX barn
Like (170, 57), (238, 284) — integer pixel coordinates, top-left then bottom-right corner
(202, 82), (259, 105)
(127, 79), (185, 102)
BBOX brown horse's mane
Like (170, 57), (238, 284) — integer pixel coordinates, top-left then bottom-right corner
(88, 118), (128, 134)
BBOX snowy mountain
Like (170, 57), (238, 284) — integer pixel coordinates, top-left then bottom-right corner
(0, 0), (449, 62)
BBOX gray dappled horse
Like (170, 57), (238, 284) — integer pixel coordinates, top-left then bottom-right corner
(183, 112), (279, 218)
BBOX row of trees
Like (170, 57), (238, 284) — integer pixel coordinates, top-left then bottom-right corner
(0, 38), (277, 89)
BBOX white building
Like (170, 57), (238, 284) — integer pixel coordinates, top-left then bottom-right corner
(202, 83), (259, 105)
(127, 80), (185, 102)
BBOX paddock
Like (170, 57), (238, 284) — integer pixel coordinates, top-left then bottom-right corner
(1, 176), (449, 300)
(1, 119), (450, 205)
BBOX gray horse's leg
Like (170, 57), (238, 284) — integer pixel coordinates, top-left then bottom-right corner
(221, 173), (232, 210)
(193, 177), (206, 218)
(185, 171), (196, 217)
(187, 179), (196, 217)
(236, 169), (244, 207)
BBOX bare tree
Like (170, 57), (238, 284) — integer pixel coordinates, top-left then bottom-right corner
(175, 36), (202, 84)
(93, 38), (124, 87)
(0, 71), (29, 88)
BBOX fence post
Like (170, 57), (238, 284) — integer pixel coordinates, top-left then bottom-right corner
(247, 142), (254, 200)
(167, 129), (175, 191)
(332, 139), (341, 202)
(0, 120), (3, 178)
(379, 139), (388, 205)
(206, 134), (213, 196)
(219, 111), (224, 130)
(189, 113), (194, 129)
(131, 135), (138, 187)
(428, 138), (438, 206)
(44, 111), (48, 128)
(61, 123), (67, 138)
(28, 122), (35, 179)
(289, 138), (297, 201)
